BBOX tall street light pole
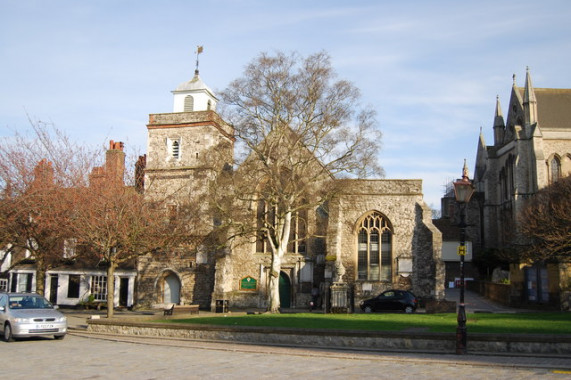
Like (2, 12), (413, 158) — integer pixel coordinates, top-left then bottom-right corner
(453, 159), (475, 355)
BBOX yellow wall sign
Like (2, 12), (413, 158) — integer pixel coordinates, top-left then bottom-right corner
(457, 245), (467, 256)
(240, 276), (257, 291)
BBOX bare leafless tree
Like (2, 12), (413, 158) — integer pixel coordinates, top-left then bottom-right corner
(215, 51), (383, 312)
(71, 178), (194, 317)
(518, 176), (571, 263)
(0, 120), (99, 295)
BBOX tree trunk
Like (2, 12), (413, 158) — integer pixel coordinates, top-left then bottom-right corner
(106, 263), (117, 318)
(267, 211), (292, 313)
(35, 255), (45, 296)
(267, 253), (282, 313)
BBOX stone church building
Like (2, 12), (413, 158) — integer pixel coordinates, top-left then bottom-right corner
(135, 69), (445, 311)
(472, 68), (571, 309)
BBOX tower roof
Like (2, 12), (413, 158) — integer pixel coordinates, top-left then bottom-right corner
(173, 73), (217, 98)
(172, 72), (218, 112)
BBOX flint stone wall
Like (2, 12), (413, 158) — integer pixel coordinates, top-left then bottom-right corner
(329, 179), (444, 301)
(87, 319), (571, 355)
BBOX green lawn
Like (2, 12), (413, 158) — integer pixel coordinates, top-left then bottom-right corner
(159, 312), (571, 335)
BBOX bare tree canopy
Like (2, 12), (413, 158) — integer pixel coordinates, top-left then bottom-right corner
(223, 51), (383, 178)
(519, 176), (571, 263)
(216, 51), (383, 312)
(70, 181), (192, 316)
(0, 120), (100, 295)
(0, 119), (100, 194)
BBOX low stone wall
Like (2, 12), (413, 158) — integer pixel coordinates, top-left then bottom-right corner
(87, 319), (571, 356)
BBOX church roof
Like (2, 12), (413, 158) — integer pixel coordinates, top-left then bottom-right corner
(516, 87), (571, 130)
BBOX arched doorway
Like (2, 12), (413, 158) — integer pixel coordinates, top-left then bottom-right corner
(160, 271), (181, 305)
(279, 271), (291, 308)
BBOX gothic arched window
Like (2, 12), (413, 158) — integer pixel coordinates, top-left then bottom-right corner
(357, 212), (392, 281)
(550, 156), (561, 183)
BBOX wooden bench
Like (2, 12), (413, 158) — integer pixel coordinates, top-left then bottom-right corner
(163, 304), (200, 316)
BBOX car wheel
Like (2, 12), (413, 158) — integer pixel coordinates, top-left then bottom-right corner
(3, 323), (15, 342)
(54, 334), (66, 340)
(364, 306), (373, 313)
(404, 305), (414, 314)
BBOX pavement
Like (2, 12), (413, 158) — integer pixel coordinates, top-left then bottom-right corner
(57, 290), (571, 372)
(443, 288), (526, 313)
(5, 333), (571, 378)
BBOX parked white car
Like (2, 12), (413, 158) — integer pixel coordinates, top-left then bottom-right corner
(0, 293), (67, 342)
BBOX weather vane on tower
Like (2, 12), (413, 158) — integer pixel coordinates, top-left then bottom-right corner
(195, 45), (204, 75)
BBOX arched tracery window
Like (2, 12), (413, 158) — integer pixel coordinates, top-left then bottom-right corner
(357, 212), (392, 281)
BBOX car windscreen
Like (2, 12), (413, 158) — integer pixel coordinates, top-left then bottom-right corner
(8, 295), (53, 310)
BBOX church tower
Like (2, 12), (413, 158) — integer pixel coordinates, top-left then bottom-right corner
(144, 60), (234, 207)
(137, 53), (235, 308)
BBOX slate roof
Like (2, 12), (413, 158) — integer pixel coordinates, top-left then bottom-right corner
(517, 87), (571, 130)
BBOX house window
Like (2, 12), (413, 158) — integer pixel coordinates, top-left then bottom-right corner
(67, 275), (81, 298)
(90, 275), (107, 301)
(12, 273), (33, 292)
(184, 95), (194, 112)
(0, 279), (7, 292)
(357, 212), (392, 281)
(550, 156), (561, 183)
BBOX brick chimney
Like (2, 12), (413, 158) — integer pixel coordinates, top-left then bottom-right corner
(105, 140), (125, 187)
(89, 140), (125, 188)
(32, 159), (55, 188)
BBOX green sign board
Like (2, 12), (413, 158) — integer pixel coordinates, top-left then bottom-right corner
(240, 276), (257, 291)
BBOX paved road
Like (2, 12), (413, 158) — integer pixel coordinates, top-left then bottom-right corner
(2, 333), (570, 379)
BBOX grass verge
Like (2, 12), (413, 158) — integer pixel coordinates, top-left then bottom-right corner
(158, 312), (571, 335)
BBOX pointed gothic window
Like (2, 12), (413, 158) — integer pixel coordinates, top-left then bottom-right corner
(550, 156), (561, 183)
(357, 212), (392, 281)
(184, 95), (194, 112)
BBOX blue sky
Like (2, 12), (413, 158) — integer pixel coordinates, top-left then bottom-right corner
(2, 0), (570, 209)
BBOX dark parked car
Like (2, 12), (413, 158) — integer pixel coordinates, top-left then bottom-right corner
(360, 290), (418, 314)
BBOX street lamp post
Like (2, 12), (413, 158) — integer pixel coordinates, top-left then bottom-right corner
(453, 159), (475, 355)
